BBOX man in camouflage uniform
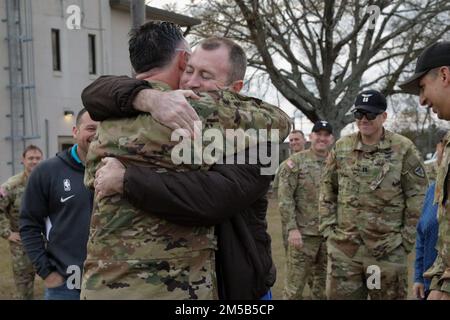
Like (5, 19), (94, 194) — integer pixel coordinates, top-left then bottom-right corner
(423, 130), (447, 182)
(273, 130), (306, 251)
(399, 41), (450, 300)
(319, 90), (428, 300)
(273, 130), (306, 194)
(0, 145), (43, 299)
(80, 21), (291, 299)
(278, 121), (334, 299)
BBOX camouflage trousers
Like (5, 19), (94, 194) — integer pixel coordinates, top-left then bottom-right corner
(80, 249), (218, 300)
(9, 241), (35, 300)
(281, 224), (288, 253)
(326, 238), (407, 300)
(283, 235), (327, 300)
(279, 209), (289, 253)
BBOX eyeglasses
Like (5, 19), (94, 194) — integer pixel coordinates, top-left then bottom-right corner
(353, 110), (380, 121)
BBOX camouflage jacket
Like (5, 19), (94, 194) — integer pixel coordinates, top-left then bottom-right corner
(319, 129), (427, 259)
(271, 159), (287, 196)
(82, 81), (291, 299)
(424, 161), (437, 182)
(272, 151), (301, 195)
(278, 149), (327, 236)
(424, 132), (450, 293)
(0, 172), (27, 239)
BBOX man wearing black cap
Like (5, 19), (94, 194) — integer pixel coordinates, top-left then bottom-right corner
(278, 121), (334, 299)
(399, 41), (450, 300)
(319, 90), (428, 299)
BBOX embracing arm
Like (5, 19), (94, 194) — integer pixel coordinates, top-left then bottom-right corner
(124, 161), (271, 226)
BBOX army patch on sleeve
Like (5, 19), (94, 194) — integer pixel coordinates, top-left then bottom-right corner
(286, 159), (295, 169)
(414, 166), (425, 178)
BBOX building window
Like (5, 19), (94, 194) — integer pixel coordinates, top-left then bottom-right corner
(88, 34), (96, 74)
(51, 29), (61, 71)
(58, 136), (74, 152)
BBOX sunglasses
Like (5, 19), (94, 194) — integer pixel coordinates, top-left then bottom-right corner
(353, 110), (380, 121)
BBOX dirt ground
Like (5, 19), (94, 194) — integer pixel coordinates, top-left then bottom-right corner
(0, 194), (415, 300)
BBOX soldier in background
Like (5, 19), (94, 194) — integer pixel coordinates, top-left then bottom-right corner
(273, 130), (306, 193)
(278, 121), (334, 299)
(0, 145), (43, 299)
(398, 40), (450, 300)
(273, 130), (306, 251)
(319, 89), (428, 299)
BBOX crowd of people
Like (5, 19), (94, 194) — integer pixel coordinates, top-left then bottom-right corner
(0, 20), (449, 300)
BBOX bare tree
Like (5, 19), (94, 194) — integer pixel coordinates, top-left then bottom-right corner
(189, 0), (450, 136)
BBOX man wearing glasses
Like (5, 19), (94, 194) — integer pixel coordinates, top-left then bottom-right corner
(319, 89), (428, 299)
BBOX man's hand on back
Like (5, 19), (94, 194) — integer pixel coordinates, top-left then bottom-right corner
(94, 157), (126, 199)
(133, 89), (201, 137)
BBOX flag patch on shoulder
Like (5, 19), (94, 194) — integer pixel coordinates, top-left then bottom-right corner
(286, 159), (295, 169)
(414, 166), (425, 178)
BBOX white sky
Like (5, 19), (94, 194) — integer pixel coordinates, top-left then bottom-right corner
(146, 0), (190, 10)
(145, 1), (449, 138)
(145, 1), (450, 139)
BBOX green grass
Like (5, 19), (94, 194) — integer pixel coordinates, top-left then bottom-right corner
(0, 194), (415, 299)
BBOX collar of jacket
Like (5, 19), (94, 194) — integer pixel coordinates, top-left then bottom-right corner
(145, 80), (171, 91)
(19, 171), (28, 184)
(353, 127), (392, 152)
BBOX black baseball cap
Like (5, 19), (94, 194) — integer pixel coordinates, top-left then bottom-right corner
(312, 120), (333, 134)
(353, 89), (387, 114)
(398, 41), (450, 95)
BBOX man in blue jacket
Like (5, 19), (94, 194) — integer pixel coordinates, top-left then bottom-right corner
(413, 132), (445, 299)
(20, 109), (98, 300)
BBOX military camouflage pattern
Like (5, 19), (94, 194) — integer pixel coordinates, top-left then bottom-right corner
(278, 149), (327, 298)
(272, 159), (288, 251)
(283, 235), (326, 300)
(278, 149), (327, 236)
(9, 241), (35, 300)
(81, 81), (291, 300)
(278, 149), (328, 299)
(0, 172), (35, 300)
(319, 130), (427, 257)
(424, 160), (438, 182)
(326, 238), (407, 299)
(319, 130), (427, 299)
(424, 131), (450, 293)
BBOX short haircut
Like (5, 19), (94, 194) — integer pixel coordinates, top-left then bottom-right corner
(199, 37), (247, 83)
(429, 66), (450, 78)
(290, 130), (305, 138)
(76, 108), (88, 127)
(129, 21), (184, 74)
(22, 144), (42, 158)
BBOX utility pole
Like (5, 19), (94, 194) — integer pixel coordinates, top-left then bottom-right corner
(131, 0), (146, 30)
